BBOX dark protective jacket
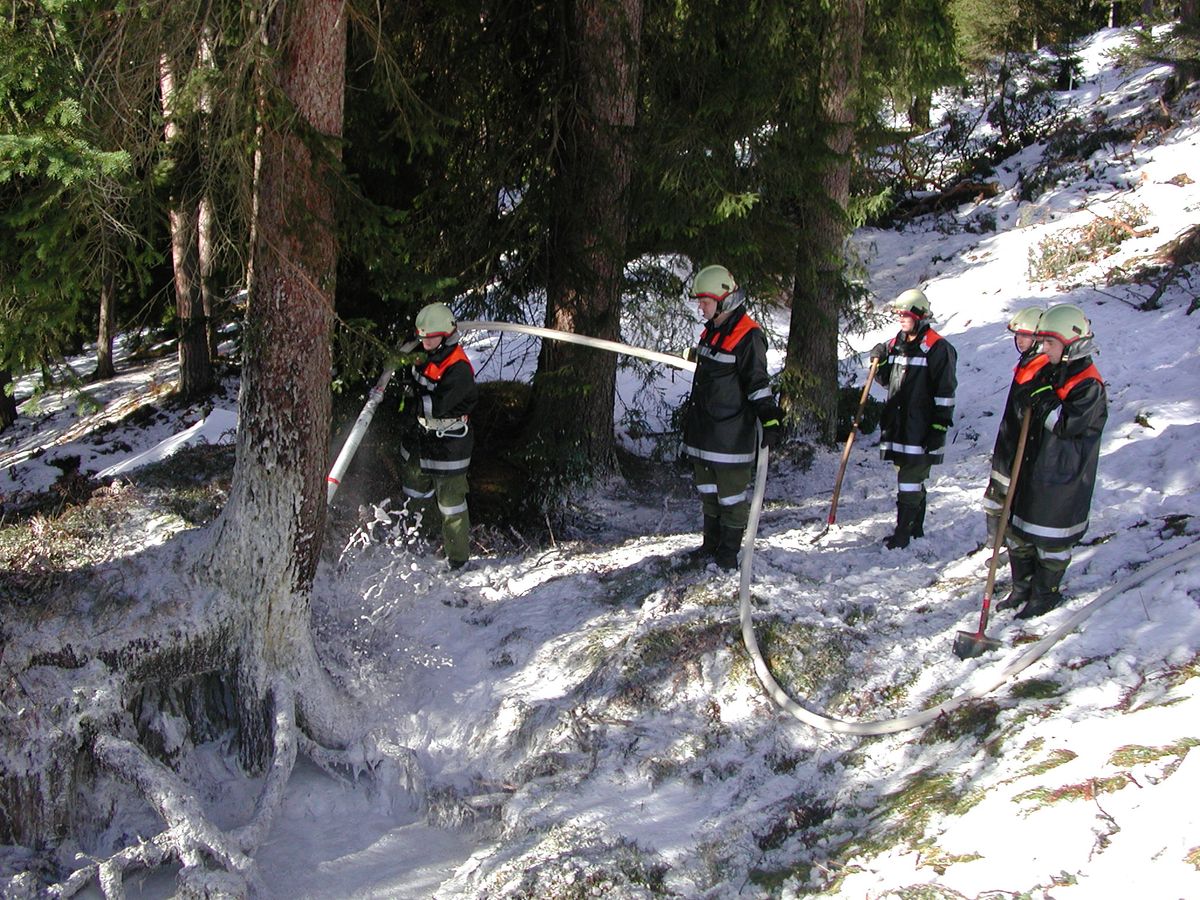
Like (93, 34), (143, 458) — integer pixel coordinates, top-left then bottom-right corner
(405, 335), (478, 476)
(1009, 356), (1107, 547)
(682, 308), (777, 465)
(985, 351), (1051, 509)
(875, 323), (958, 465)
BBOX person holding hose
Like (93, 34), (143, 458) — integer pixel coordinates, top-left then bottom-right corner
(400, 302), (479, 571)
(869, 288), (958, 550)
(681, 264), (783, 571)
(1003, 303), (1107, 619)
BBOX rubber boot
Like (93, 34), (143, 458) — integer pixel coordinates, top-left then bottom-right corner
(714, 525), (744, 572)
(884, 504), (919, 550)
(996, 550), (1036, 612)
(686, 515), (721, 562)
(1016, 563), (1066, 619)
(911, 495), (927, 539)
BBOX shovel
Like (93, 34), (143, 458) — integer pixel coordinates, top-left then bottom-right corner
(953, 407), (1033, 660)
(812, 359), (879, 543)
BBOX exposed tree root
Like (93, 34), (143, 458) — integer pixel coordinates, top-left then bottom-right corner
(230, 682), (298, 854)
(37, 666), (427, 898)
(90, 733), (262, 896)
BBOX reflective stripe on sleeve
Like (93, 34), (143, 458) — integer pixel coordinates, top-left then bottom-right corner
(879, 441), (926, 455)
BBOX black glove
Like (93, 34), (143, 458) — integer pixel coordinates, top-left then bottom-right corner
(870, 342), (888, 362)
(760, 419), (783, 449)
(1014, 382), (1054, 416)
(926, 426), (947, 452)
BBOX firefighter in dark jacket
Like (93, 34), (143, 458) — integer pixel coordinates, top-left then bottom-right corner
(681, 265), (783, 571)
(984, 307), (1049, 557)
(400, 302), (479, 570)
(1003, 303), (1107, 619)
(870, 288), (958, 549)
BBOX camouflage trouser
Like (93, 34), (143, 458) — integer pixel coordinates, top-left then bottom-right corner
(691, 459), (752, 530)
(401, 452), (471, 564)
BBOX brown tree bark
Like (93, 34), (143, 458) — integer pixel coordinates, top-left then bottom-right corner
(784, 0), (866, 445)
(94, 269), (117, 380)
(529, 0), (643, 474)
(160, 53), (214, 400)
(0, 4), (385, 885)
(201, 0), (348, 769)
(200, 195), (218, 361)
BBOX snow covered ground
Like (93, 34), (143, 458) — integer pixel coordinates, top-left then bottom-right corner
(3, 26), (1200, 900)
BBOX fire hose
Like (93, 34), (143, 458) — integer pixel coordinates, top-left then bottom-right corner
(326, 319), (1200, 734)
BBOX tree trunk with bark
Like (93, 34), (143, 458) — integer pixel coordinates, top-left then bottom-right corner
(0, 2), (421, 893)
(160, 53), (214, 400)
(528, 0), (643, 476)
(783, 0), (866, 445)
(200, 195), (219, 361)
(94, 269), (117, 380)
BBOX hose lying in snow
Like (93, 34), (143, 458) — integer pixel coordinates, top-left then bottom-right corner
(328, 319), (1200, 737)
(738, 442), (1200, 735)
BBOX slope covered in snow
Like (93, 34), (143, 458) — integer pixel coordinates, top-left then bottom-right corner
(2, 26), (1199, 900)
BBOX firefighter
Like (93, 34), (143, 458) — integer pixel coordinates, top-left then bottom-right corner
(869, 288), (958, 550)
(400, 302), (479, 571)
(984, 307), (1049, 562)
(1004, 303), (1107, 619)
(681, 264), (783, 571)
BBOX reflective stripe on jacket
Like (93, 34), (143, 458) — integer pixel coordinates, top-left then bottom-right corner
(682, 309), (774, 465)
(988, 351), (1051, 494)
(875, 325), (957, 465)
(1008, 357), (1106, 547)
(409, 339), (478, 475)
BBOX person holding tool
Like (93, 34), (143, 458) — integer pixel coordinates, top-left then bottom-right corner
(399, 302), (479, 571)
(984, 307), (1049, 556)
(681, 265), (783, 571)
(1002, 303), (1107, 619)
(869, 288), (958, 550)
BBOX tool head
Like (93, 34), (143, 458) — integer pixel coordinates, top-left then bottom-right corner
(953, 630), (1002, 660)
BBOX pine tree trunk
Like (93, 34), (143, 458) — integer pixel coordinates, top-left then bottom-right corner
(95, 269), (117, 380)
(784, 0), (866, 445)
(1182, 0), (1197, 26)
(160, 54), (214, 401)
(200, 196), (218, 362)
(201, 0), (347, 769)
(530, 0), (643, 474)
(0, 369), (17, 430)
(198, 32), (219, 365)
